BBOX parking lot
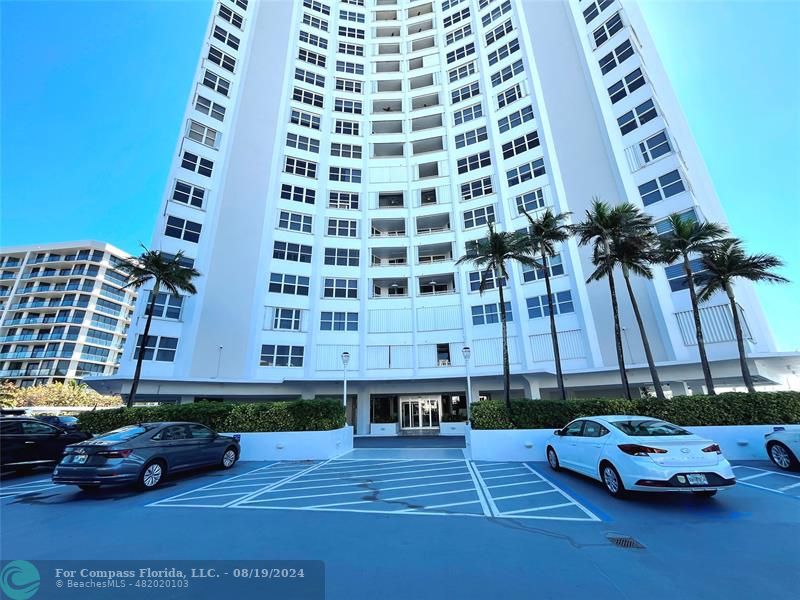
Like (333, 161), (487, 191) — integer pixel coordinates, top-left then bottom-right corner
(2, 451), (799, 599)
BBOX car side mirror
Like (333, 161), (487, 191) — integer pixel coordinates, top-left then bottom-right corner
(553, 429), (561, 436)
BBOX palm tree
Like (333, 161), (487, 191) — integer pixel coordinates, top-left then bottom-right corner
(698, 238), (788, 393)
(521, 208), (572, 401)
(659, 214), (727, 395)
(455, 223), (536, 412)
(120, 248), (200, 407)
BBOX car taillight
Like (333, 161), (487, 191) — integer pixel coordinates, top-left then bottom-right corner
(702, 444), (722, 454)
(97, 449), (133, 459)
(618, 444), (668, 456)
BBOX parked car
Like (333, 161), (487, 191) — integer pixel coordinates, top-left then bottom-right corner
(765, 427), (800, 471)
(52, 422), (240, 491)
(37, 415), (80, 430)
(1, 417), (91, 472)
(545, 416), (736, 498)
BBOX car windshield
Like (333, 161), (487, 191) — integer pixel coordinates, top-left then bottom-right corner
(94, 425), (152, 442)
(610, 420), (691, 437)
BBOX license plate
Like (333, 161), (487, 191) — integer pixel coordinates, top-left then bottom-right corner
(687, 474), (707, 485)
(73, 454), (88, 464)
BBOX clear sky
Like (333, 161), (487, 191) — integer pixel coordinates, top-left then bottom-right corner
(1, 0), (798, 350)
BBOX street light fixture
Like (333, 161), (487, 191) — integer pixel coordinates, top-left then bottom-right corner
(341, 351), (350, 410)
(462, 346), (472, 423)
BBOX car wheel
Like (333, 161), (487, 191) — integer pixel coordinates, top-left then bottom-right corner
(139, 460), (166, 490)
(78, 484), (100, 492)
(768, 442), (799, 471)
(601, 462), (627, 498)
(692, 490), (717, 498)
(546, 447), (561, 471)
(220, 447), (238, 469)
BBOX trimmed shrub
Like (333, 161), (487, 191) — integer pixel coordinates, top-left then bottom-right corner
(77, 400), (345, 435)
(471, 392), (800, 430)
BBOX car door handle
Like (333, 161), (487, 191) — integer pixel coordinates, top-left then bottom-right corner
(25, 441), (36, 444)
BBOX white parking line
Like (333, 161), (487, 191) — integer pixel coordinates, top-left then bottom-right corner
(501, 502), (575, 516)
(737, 472), (774, 482)
(305, 486), (477, 510)
(730, 465), (800, 497)
(0, 482), (63, 498)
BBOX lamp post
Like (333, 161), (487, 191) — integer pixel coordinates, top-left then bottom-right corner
(462, 346), (472, 422)
(341, 351), (350, 410)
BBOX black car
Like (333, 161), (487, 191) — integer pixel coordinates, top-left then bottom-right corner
(37, 415), (80, 430)
(0, 417), (91, 472)
(52, 422), (241, 490)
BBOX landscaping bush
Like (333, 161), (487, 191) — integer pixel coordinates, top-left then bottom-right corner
(470, 392), (800, 430)
(77, 399), (345, 434)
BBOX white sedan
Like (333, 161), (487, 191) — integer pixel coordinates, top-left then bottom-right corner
(765, 427), (800, 471)
(545, 415), (736, 498)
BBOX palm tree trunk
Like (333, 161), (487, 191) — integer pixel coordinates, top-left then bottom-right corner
(726, 284), (756, 393)
(606, 268), (632, 401)
(127, 283), (159, 408)
(683, 254), (716, 395)
(622, 268), (665, 400)
(542, 247), (566, 401)
(497, 282), (512, 412)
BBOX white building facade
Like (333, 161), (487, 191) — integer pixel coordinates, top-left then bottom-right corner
(97, 0), (794, 434)
(0, 241), (136, 387)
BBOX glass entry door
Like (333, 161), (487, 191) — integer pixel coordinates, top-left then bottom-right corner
(399, 396), (441, 430)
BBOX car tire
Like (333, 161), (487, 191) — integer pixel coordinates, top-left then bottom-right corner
(767, 442), (799, 471)
(138, 460), (166, 490)
(600, 462), (627, 498)
(692, 490), (717, 498)
(546, 447), (561, 471)
(78, 484), (100, 492)
(220, 446), (238, 470)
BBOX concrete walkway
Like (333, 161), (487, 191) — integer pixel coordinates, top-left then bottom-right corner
(353, 435), (466, 449)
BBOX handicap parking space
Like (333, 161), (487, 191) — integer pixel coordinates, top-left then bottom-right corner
(731, 463), (800, 498)
(0, 476), (64, 499)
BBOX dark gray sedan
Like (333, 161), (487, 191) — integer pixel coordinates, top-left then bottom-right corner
(52, 422), (240, 491)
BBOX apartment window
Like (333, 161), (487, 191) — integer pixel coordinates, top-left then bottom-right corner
(502, 131), (540, 159)
(338, 26), (365, 39)
(329, 167), (361, 183)
(218, 4), (244, 29)
(181, 151), (213, 177)
(599, 39), (635, 75)
(453, 103), (482, 126)
(331, 143), (362, 159)
(444, 7), (470, 28)
(235, 0), (248, 9)
(469, 268), (505, 291)
(336, 79), (362, 93)
(617, 99), (657, 135)
(273, 241), (313, 263)
(488, 39), (520, 67)
(583, 0), (613, 24)
(208, 46), (236, 72)
(522, 254), (564, 282)
(507, 159), (545, 187)
(164, 216), (202, 243)
(448, 62), (476, 83)
(172, 180), (205, 209)
(187, 120), (219, 148)
(303, 0), (329, 16)
(295, 67), (325, 88)
(146, 292), (183, 320)
(195, 95), (225, 121)
(327, 218), (358, 237)
(329, 191), (360, 209)
(280, 183), (315, 205)
(320, 312), (358, 331)
(302, 13), (328, 32)
(481, 0), (511, 27)
(342, 0), (363, 5)
(338, 42), (364, 57)
(527, 291), (574, 318)
(639, 131), (672, 163)
(336, 60), (364, 75)
(491, 59), (524, 86)
(278, 210), (313, 233)
(323, 278), (358, 299)
(134, 335), (178, 362)
(665, 259), (706, 292)
(452, 81), (480, 104)
(463, 205), (495, 230)
(201, 69), (230, 96)
(335, 120), (360, 135)
(324, 248), (360, 266)
(457, 151), (491, 174)
(334, 98), (363, 114)
(286, 132), (320, 154)
(655, 209), (697, 236)
(293, 87), (324, 108)
(298, 48), (326, 67)
(260, 345), (304, 367)
(461, 176), (493, 201)
(446, 24), (472, 45)
(212, 25), (240, 50)
(515, 188), (545, 213)
(486, 19), (513, 47)
(290, 108), (321, 130)
(299, 30), (328, 49)
(608, 68), (645, 103)
(339, 9), (364, 23)
(273, 308), (302, 331)
(593, 12), (623, 48)
(639, 170), (686, 206)
(455, 126), (488, 149)
(498, 105), (534, 133)
(446, 42), (475, 64)
(284, 156), (317, 178)
(471, 302), (512, 325)
(497, 83), (522, 108)
(443, 0), (465, 10)
(268, 273), (310, 296)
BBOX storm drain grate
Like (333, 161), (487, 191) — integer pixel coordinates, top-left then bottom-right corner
(606, 533), (646, 549)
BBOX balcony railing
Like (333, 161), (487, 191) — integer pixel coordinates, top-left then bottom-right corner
(0, 351), (74, 360)
(4, 316), (84, 326)
(0, 334), (79, 343)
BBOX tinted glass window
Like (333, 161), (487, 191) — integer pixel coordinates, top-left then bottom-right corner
(155, 425), (190, 441)
(95, 426), (150, 442)
(582, 421), (608, 438)
(0, 421), (22, 434)
(188, 424), (215, 439)
(22, 421), (59, 434)
(562, 421), (584, 436)
(610, 420), (691, 436)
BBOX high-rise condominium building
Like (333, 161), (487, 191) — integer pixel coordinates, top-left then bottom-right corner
(98, 0), (792, 433)
(0, 242), (136, 387)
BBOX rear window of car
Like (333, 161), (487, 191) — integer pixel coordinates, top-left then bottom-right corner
(610, 420), (691, 436)
(94, 426), (151, 442)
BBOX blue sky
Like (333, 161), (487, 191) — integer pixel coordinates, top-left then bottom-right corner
(1, 1), (798, 350)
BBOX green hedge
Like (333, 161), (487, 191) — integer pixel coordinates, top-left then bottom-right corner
(77, 400), (346, 435)
(471, 392), (800, 430)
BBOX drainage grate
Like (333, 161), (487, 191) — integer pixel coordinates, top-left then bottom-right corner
(606, 533), (646, 549)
